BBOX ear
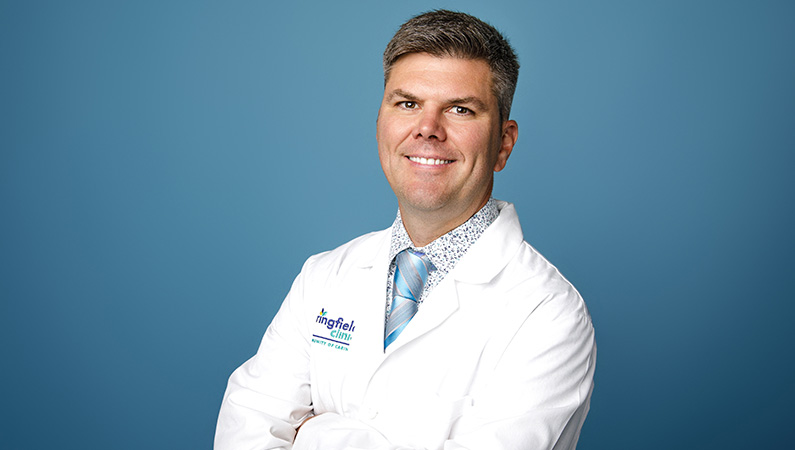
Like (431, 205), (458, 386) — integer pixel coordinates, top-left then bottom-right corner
(493, 120), (518, 172)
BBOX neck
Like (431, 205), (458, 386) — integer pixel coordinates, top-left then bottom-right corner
(400, 197), (490, 247)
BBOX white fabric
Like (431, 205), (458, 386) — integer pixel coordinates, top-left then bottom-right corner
(215, 201), (596, 450)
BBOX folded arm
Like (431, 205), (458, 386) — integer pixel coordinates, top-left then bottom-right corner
(214, 265), (314, 450)
(293, 294), (596, 450)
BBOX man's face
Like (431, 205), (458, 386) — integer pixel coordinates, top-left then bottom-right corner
(376, 53), (517, 223)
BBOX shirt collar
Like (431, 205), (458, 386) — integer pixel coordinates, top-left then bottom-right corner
(388, 198), (499, 275)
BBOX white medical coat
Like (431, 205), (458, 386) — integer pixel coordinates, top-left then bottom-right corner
(215, 201), (596, 450)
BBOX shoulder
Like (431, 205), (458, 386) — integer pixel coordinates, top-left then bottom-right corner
(511, 241), (580, 297)
(493, 201), (585, 309)
(501, 240), (593, 343)
(484, 204), (588, 323)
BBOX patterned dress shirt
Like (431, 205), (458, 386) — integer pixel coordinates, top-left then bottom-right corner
(385, 198), (499, 318)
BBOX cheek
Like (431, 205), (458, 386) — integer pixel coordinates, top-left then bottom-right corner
(375, 120), (385, 146)
(457, 127), (498, 159)
(376, 138), (397, 178)
(376, 142), (390, 170)
(376, 119), (396, 150)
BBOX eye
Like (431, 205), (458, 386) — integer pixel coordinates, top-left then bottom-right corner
(399, 101), (417, 109)
(450, 106), (472, 115)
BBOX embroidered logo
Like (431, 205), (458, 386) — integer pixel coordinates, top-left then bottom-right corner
(312, 308), (355, 352)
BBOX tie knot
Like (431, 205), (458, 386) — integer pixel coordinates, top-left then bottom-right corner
(394, 249), (435, 303)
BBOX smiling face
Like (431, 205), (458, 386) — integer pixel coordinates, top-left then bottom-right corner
(377, 53), (518, 238)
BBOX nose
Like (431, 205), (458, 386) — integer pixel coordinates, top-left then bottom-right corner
(414, 109), (447, 141)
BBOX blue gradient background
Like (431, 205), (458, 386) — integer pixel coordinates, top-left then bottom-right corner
(2, 1), (793, 448)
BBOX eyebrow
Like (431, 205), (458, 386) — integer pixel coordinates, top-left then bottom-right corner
(447, 96), (489, 112)
(386, 89), (420, 103)
(386, 89), (490, 112)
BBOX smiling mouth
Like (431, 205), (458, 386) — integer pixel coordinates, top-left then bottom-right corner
(407, 156), (454, 166)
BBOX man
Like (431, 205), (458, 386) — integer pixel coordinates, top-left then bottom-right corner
(215, 10), (595, 450)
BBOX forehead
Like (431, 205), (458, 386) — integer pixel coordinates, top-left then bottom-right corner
(384, 53), (495, 103)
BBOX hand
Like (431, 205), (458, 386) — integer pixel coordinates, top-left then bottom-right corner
(295, 414), (319, 437)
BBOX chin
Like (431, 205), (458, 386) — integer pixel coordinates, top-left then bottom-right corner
(399, 194), (450, 214)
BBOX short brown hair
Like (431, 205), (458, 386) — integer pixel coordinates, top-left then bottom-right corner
(383, 10), (520, 121)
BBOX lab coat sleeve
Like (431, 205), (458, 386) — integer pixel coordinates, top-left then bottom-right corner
(293, 414), (415, 450)
(291, 287), (596, 450)
(214, 258), (316, 450)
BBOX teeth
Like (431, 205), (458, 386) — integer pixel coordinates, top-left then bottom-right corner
(408, 156), (453, 165)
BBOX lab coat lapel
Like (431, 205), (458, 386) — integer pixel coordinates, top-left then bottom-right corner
(385, 276), (460, 352)
(309, 231), (391, 410)
(382, 201), (524, 353)
(349, 232), (391, 359)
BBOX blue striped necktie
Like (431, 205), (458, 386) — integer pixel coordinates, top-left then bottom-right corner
(385, 249), (435, 349)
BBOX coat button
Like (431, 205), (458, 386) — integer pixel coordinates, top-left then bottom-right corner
(364, 407), (378, 420)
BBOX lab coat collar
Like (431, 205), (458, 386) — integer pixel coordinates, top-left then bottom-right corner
(349, 229), (392, 270)
(352, 201), (523, 278)
(451, 200), (524, 284)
